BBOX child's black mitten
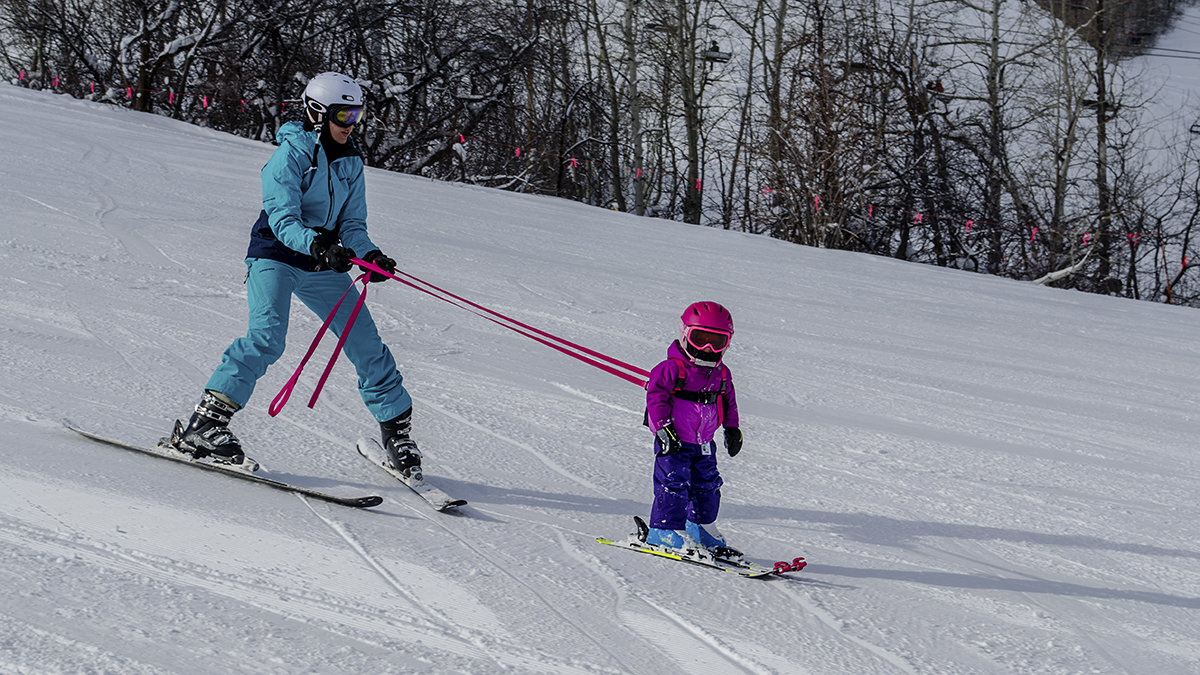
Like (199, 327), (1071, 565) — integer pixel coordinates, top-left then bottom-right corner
(724, 427), (743, 457)
(655, 424), (682, 456)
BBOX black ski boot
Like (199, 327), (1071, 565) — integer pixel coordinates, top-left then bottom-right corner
(168, 390), (245, 464)
(381, 409), (423, 482)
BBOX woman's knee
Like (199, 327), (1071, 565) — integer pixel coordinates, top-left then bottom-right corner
(242, 327), (287, 364)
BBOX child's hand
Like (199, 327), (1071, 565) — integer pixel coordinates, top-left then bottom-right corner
(724, 428), (743, 457)
(655, 424), (682, 455)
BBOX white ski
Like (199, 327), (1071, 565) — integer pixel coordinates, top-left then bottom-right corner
(356, 437), (467, 512)
(64, 421), (383, 508)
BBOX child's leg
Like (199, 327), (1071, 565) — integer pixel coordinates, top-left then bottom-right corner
(688, 442), (724, 525)
(649, 445), (699, 530)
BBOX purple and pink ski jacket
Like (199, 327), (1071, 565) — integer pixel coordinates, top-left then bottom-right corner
(645, 341), (739, 445)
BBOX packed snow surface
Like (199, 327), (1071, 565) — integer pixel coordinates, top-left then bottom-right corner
(1, 81), (1198, 673)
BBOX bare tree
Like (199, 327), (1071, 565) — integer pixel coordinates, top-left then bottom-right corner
(6, 0), (1200, 305)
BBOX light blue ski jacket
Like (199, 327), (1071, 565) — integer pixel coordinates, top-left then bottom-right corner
(248, 121), (377, 268)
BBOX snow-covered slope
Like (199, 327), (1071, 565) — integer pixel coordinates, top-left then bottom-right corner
(2, 83), (1198, 674)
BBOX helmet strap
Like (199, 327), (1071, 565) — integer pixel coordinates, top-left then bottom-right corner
(304, 106), (323, 129)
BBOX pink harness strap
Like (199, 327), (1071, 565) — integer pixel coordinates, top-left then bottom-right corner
(269, 272), (369, 416)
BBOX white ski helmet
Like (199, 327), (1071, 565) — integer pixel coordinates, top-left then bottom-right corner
(303, 72), (365, 126)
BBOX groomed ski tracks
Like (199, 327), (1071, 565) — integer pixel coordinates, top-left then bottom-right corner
(64, 421), (384, 508)
(356, 437), (467, 512)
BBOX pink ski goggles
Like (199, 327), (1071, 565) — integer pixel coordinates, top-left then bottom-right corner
(683, 326), (732, 353)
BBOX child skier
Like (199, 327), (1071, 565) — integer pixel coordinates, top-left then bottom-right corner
(644, 301), (743, 556)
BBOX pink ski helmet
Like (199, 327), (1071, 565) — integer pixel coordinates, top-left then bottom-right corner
(679, 301), (734, 365)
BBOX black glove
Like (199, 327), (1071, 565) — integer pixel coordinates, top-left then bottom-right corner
(310, 234), (354, 273)
(724, 427), (743, 457)
(361, 249), (397, 282)
(655, 423), (682, 456)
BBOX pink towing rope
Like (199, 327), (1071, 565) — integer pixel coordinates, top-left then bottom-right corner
(271, 260), (650, 415)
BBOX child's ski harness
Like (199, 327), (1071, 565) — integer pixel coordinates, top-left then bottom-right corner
(644, 357), (731, 428)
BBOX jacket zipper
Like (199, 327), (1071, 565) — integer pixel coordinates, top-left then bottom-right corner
(322, 144), (335, 230)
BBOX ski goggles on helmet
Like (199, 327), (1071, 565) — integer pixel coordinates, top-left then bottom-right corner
(328, 105), (364, 127)
(683, 326), (732, 353)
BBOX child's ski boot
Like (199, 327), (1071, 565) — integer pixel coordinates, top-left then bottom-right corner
(636, 517), (711, 560)
(687, 520), (744, 562)
(645, 527), (689, 549)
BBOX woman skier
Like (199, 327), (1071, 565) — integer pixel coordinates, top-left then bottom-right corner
(644, 301), (743, 556)
(165, 72), (421, 478)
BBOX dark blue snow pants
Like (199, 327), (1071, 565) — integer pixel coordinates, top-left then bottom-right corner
(649, 439), (723, 530)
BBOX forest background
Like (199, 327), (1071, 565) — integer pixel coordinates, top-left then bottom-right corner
(4, 0), (1200, 304)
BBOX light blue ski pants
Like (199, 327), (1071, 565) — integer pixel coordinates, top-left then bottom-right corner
(206, 258), (412, 422)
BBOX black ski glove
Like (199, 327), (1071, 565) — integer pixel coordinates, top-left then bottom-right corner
(310, 234), (354, 273)
(360, 249), (397, 282)
(724, 427), (743, 457)
(655, 423), (682, 456)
